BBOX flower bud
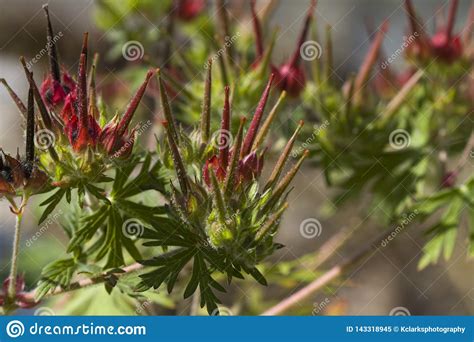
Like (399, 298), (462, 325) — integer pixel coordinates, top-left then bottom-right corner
(175, 0), (205, 21)
(272, 0), (315, 97)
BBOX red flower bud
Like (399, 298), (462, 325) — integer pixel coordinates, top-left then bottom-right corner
(272, 0), (315, 97)
(272, 63), (306, 97)
(40, 73), (76, 108)
(430, 32), (462, 63)
(441, 171), (457, 188)
(238, 150), (264, 183)
(405, 0), (463, 64)
(203, 155), (226, 187)
(175, 0), (205, 21)
(39, 4), (76, 108)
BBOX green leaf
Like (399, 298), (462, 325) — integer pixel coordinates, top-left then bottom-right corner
(245, 266), (268, 286)
(38, 188), (66, 224)
(85, 184), (110, 204)
(104, 207), (125, 268)
(139, 248), (195, 291)
(183, 256), (201, 299)
(68, 206), (110, 252)
(35, 258), (78, 300)
(418, 197), (463, 269)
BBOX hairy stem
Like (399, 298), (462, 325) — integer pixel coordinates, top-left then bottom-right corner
(8, 195), (28, 301)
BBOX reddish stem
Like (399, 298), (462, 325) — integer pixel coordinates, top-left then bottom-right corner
(354, 21), (388, 95)
(404, 0), (421, 36)
(251, 0), (264, 59)
(219, 86), (231, 169)
(445, 0), (459, 40)
(116, 69), (155, 137)
(289, 0), (316, 68)
(77, 53), (88, 128)
(77, 32), (89, 128)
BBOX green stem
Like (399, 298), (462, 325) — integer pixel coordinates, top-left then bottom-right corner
(8, 195), (28, 301)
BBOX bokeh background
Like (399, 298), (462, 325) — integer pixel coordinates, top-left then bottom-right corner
(0, 0), (473, 315)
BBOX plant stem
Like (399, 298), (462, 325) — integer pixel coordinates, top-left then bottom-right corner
(22, 262), (144, 303)
(22, 248), (184, 303)
(261, 227), (398, 315)
(190, 289), (201, 316)
(455, 132), (474, 172)
(379, 69), (424, 124)
(311, 225), (356, 270)
(262, 263), (343, 316)
(8, 195), (28, 301)
(8, 213), (23, 299)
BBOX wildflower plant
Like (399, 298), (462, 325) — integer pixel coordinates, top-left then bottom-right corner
(138, 69), (307, 313)
(1, 5), (166, 311)
(0, 84), (48, 312)
(0, 0), (472, 317)
(0, 3), (307, 315)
